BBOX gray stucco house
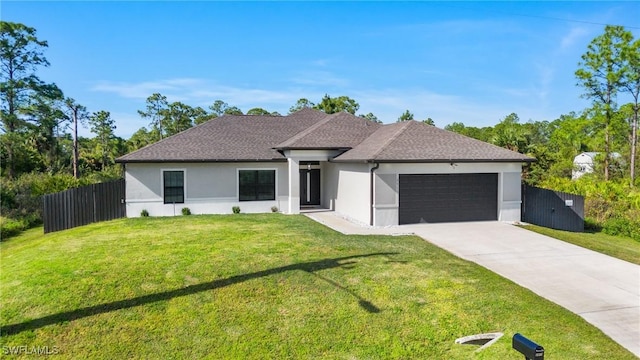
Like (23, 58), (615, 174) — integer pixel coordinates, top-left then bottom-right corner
(116, 108), (534, 226)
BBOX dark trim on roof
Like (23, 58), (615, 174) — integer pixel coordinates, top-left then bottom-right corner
(274, 147), (352, 151)
(330, 158), (536, 164)
(116, 158), (288, 164)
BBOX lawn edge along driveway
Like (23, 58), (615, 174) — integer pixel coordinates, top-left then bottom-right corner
(306, 212), (640, 357)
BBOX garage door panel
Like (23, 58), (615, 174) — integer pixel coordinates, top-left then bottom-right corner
(399, 173), (498, 224)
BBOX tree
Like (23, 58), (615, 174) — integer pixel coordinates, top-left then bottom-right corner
(289, 98), (315, 113)
(138, 93), (168, 141)
(209, 100), (243, 117)
(445, 122), (493, 142)
(397, 110), (414, 122)
(621, 37), (640, 186)
(358, 112), (382, 123)
(546, 112), (595, 178)
(576, 25), (633, 180)
(246, 107), (272, 115)
(22, 89), (67, 172)
(164, 102), (193, 136)
(127, 127), (157, 152)
(422, 117), (435, 126)
(192, 106), (210, 125)
(0, 21), (56, 178)
(314, 94), (359, 115)
(64, 98), (88, 178)
(88, 110), (116, 168)
(491, 113), (530, 152)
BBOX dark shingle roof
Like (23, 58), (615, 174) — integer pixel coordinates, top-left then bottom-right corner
(274, 112), (381, 150)
(116, 108), (328, 163)
(117, 110), (534, 164)
(332, 120), (534, 163)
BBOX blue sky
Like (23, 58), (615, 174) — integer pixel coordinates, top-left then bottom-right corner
(3, 1), (639, 138)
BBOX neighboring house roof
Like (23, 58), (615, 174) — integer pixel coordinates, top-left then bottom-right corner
(117, 108), (534, 163)
(333, 120), (534, 163)
(274, 111), (381, 150)
(574, 152), (622, 163)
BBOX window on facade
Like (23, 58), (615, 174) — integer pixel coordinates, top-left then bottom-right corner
(239, 170), (275, 201)
(163, 170), (184, 204)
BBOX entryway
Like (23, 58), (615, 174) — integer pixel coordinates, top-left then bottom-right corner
(300, 168), (320, 206)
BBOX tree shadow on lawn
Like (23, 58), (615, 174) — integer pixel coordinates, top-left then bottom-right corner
(1, 252), (397, 336)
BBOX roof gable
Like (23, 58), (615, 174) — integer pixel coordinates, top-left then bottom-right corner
(275, 112), (381, 150)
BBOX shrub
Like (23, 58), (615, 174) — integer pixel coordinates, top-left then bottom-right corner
(232, 206), (241, 214)
(0, 217), (27, 240)
(602, 217), (640, 241)
(271, 206), (278, 213)
(140, 209), (149, 217)
(538, 176), (639, 239)
(181, 207), (192, 216)
(584, 218), (602, 232)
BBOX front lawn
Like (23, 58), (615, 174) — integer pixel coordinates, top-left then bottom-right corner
(1, 215), (635, 359)
(521, 225), (640, 265)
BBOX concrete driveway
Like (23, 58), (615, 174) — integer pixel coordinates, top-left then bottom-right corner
(305, 211), (640, 357)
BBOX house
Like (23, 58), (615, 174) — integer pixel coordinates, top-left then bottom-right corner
(116, 108), (534, 226)
(572, 152), (622, 179)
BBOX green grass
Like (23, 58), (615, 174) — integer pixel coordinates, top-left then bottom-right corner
(1, 215), (635, 359)
(521, 225), (640, 265)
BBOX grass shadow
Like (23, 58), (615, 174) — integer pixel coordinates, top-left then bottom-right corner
(1, 252), (397, 336)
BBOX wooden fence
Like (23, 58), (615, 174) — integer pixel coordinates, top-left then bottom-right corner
(43, 179), (126, 233)
(521, 184), (584, 232)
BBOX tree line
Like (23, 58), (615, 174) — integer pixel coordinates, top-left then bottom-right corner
(1, 20), (638, 185)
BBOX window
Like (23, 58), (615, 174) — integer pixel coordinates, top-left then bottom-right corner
(239, 170), (275, 201)
(163, 170), (184, 204)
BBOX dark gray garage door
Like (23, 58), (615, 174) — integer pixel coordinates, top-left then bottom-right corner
(399, 173), (498, 224)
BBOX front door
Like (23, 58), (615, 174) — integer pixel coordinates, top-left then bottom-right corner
(300, 169), (320, 206)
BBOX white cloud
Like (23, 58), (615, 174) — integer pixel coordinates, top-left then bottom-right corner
(560, 27), (589, 50)
(353, 88), (560, 127)
(91, 78), (204, 101)
(92, 77), (563, 137)
(353, 89), (510, 126)
(92, 79), (308, 110)
(109, 112), (148, 138)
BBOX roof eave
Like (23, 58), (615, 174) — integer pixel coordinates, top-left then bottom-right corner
(273, 146), (352, 151)
(331, 158), (536, 164)
(116, 158), (288, 164)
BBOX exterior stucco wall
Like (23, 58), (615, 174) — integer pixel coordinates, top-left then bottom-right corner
(372, 162), (524, 226)
(125, 162), (288, 217)
(322, 162), (371, 225)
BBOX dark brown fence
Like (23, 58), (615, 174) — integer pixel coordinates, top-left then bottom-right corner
(521, 184), (584, 232)
(43, 179), (126, 233)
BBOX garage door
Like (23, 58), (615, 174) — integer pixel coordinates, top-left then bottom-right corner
(399, 173), (498, 224)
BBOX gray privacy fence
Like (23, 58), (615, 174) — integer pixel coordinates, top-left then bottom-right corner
(43, 179), (126, 233)
(521, 184), (584, 232)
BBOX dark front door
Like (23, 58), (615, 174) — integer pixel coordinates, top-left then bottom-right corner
(399, 173), (498, 224)
(300, 169), (320, 206)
